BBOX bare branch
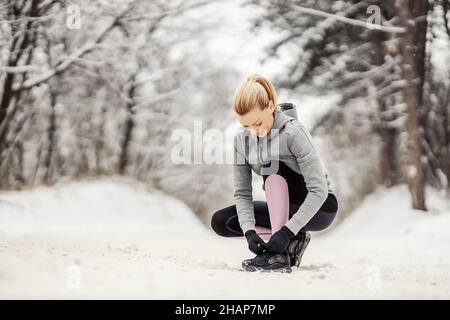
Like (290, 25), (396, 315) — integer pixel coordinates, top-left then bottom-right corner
(2, 13), (57, 24)
(71, 62), (133, 105)
(122, 0), (218, 22)
(11, 1), (137, 92)
(290, 4), (407, 33)
(342, 55), (400, 82)
(0, 65), (40, 73)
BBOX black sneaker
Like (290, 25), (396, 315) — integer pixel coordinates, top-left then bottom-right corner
(242, 252), (292, 273)
(287, 231), (311, 267)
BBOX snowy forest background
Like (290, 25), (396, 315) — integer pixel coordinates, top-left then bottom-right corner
(1, 0), (450, 299)
(1, 0), (450, 225)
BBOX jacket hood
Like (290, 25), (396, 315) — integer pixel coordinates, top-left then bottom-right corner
(272, 109), (297, 131)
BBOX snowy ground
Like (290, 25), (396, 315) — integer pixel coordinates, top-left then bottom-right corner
(0, 178), (449, 299)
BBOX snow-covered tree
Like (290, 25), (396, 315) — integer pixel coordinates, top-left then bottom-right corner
(246, 0), (450, 211)
(0, 0), (241, 219)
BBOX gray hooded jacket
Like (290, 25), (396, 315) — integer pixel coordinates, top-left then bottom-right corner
(233, 106), (333, 235)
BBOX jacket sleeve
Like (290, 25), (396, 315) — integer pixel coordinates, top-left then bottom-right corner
(284, 123), (328, 235)
(233, 135), (256, 235)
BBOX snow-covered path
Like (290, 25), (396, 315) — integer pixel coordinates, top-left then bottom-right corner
(1, 178), (449, 299)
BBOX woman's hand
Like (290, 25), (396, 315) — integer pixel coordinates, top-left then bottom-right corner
(263, 226), (295, 254)
(244, 230), (266, 254)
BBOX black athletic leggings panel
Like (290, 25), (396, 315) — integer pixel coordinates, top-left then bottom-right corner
(211, 161), (338, 237)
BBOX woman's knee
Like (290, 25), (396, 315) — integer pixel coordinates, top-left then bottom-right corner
(302, 210), (337, 232)
(210, 209), (226, 236)
(321, 193), (338, 213)
(265, 174), (288, 189)
(210, 206), (237, 237)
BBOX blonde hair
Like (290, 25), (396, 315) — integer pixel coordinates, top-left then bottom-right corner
(232, 74), (279, 115)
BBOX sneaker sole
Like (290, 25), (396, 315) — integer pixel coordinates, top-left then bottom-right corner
(294, 232), (311, 268)
(241, 262), (292, 273)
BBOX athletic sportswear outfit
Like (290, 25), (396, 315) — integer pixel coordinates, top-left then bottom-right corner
(211, 106), (338, 239)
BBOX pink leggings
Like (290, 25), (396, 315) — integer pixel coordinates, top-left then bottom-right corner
(256, 174), (289, 240)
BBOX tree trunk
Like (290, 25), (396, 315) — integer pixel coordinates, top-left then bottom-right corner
(0, 0), (39, 168)
(45, 87), (57, 183)
(372, 31), (400, 187)
(395, 0), (428, 210)
(443, 87), (450, 196)
(441, 0), (450, 39)
(119, 74), (137, 175)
